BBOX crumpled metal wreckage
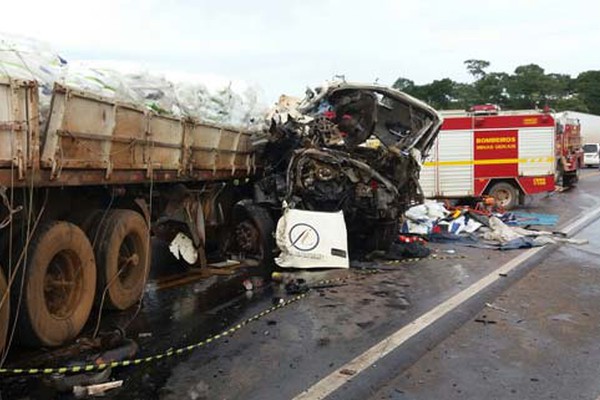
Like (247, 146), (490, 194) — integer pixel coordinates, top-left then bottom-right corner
(254, 82), (442, 255)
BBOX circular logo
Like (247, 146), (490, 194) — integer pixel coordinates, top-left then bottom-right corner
(289, 223), (320, 252)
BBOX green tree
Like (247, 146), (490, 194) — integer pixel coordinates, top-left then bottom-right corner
(464, 59), (490, 80)
(554, 95), (589, 112)
(415, 78), (458, 109)
(474, 72), (510, 107)
(392, 62), (599, 113)
(575, 71), (600, 114)
(453, 82), (478, 109)
(392, 77), (415, 92)
(507, 64), (550, 108)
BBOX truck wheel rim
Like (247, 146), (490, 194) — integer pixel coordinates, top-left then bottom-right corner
(235, 221), (263, 260)
(43, 250), (84, 319)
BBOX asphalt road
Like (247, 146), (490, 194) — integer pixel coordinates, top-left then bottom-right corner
(1, 169), (600, 399)
(370, 209), (600, 400)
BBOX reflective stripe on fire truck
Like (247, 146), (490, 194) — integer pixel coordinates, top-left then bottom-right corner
(422, 157), (555, 167)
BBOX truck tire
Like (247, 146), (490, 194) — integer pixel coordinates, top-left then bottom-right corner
(230, 204), (275, 266)
(0, 269), (8, 357)
(95, 210), (150, 310)
(488, 182), (519, 210)
(15, 221), (96, 347)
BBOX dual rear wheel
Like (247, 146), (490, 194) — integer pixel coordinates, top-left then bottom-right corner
(9, 209), (149, 348)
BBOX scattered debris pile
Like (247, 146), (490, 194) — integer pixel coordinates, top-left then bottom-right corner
(35, 329), (136, 396)
(256, 82), (442, 259)
(402, 200), (584, 250)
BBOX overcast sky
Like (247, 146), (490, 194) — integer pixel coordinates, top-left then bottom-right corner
(2, 0), (598, 102)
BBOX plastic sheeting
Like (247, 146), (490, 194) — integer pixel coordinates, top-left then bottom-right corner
(0, 33), (266, 130)
(402, 201), (450, 234)
(275, 208), (349, 269)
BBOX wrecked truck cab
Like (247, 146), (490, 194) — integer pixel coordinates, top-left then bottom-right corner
(295, 82), (442, 154)
(255, 82), (442, 255)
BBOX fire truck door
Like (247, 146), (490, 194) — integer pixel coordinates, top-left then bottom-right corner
(438, 130), (474, 196)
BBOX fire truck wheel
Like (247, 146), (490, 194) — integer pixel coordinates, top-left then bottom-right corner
(0, 269), (8, 356)
(95, 210), (150, 311)
(15, 221), (96, 347)
(488, 182), (519, 210)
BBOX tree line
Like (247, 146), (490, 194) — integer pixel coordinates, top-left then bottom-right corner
(392, 60), (600, 114)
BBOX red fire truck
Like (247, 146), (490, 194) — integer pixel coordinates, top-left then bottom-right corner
(420, 105), (582, 209)
(554, 112), (583, 186)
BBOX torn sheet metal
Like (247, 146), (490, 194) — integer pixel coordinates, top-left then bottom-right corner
(256, 81), (443, 254)
(275, 208), (349, 269)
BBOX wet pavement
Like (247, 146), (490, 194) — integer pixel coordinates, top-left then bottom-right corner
(0, 170), (599, 399)
(370, 210), (600, 400)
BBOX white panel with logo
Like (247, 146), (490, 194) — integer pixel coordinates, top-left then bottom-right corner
(275, 208), (349, 269)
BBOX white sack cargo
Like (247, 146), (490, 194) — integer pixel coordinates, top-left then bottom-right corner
(0, 33), (266, 130)
(275, 209), (349, 269)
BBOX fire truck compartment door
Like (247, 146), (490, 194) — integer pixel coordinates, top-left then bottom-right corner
(438, 130), (473, 196)
(419, 141), (437, 198)
(518, 128), (555, 176)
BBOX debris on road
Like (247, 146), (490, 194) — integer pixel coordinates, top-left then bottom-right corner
(242, 279), (254, 291)
(271, 271), (340, 285)
(93, 339), (139, 367)
(485, 303), (508, 313)
(340, 369), (357, 376)
(401, 201), (583, 251)
(45, 368), (112, 393)
(474, 315), (498, 325)
(73, 380), (123, 397)
(501, 212), (560, 227)
(384, 237), (431, 259)
(285, 279), (310, 295)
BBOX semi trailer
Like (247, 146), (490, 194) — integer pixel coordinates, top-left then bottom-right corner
(0, 78), (265, 353)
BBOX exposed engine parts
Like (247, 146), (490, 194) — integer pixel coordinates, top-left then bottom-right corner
(255, 82), (442, 254)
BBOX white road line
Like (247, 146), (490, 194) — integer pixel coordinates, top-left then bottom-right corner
(294, 206), (600, 400)
(561, 206), (600, 236)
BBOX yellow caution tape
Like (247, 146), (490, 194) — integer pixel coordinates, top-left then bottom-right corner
(0, 269), (380, 376)
(0, 293), (309, 375)
(384, 254), (467, 265)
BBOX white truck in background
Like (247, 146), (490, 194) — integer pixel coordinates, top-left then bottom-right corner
(583, 143), (600, 168)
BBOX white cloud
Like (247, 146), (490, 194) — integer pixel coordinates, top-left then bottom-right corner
(2, 0), (599, 100)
